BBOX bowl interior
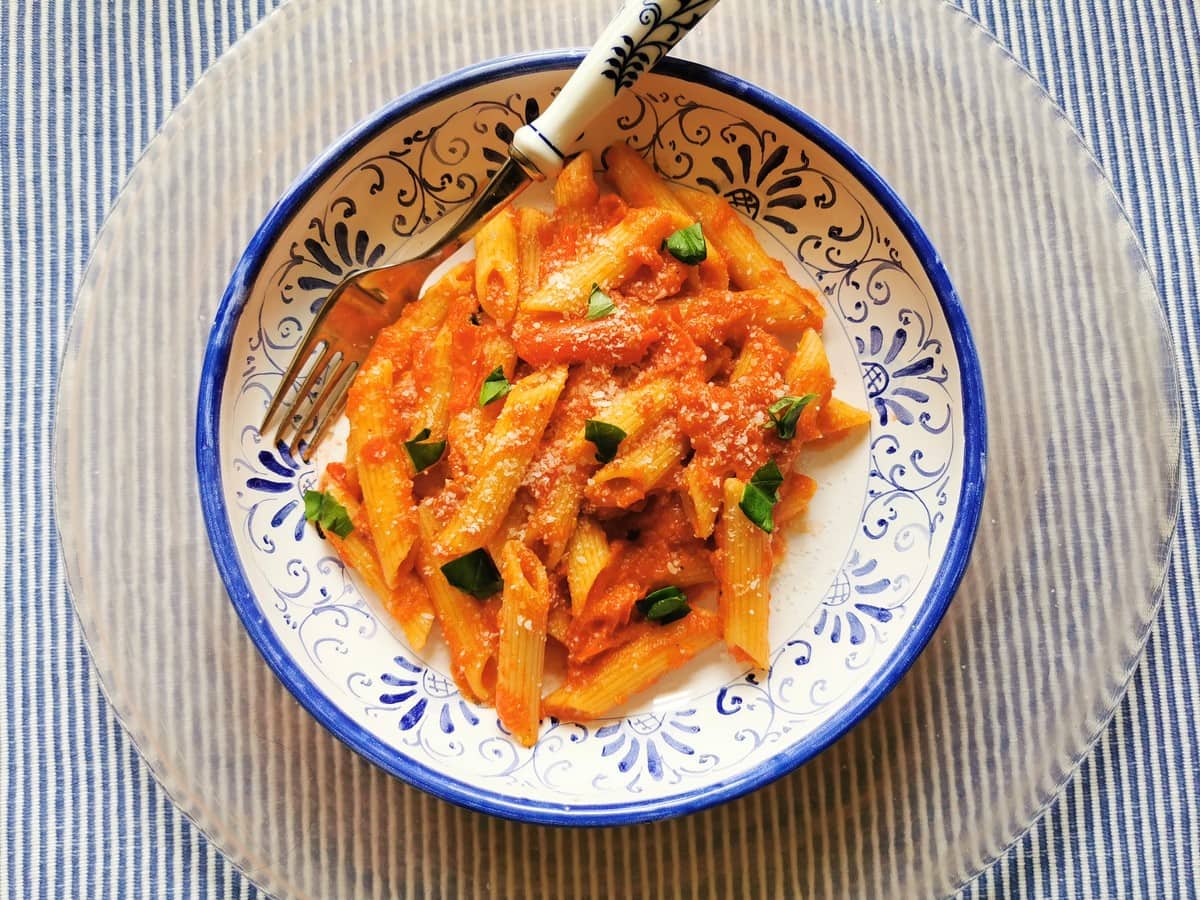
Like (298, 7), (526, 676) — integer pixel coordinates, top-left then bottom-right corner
(198, 54), (984, 824)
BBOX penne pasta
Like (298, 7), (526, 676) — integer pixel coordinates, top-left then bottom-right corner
(543, 608), (721, 720)
(512, 306), (666, 367)
(671, 186), (823, 332)
(774, 472), (818, 529)
(357, 437), (419, 587)
(474, 208), (520, 324)
(604, 141), (686, 213)
(681, 461), (723, 539)
(565, 517), (611, 616)
(416, 507), (497, 704)
(515, 206), (549, 302)
(717, 478), (774, 669)
(521, 207), (679, 315)
(345, 356), (396, 470)
(592, 377), (675, 446)
(315, 144), (869, 737)
(817, 396), (873, 441)
(322, 482), (433, 649)
(416, 324), (454, 440)
(495, 541), (552, 746)
(554, 151), (601, 211)
(587, 420), (687, 509)
(383, 570), (437, 651)
(604, 141), (730, 289)
(436, 365), (569, 556)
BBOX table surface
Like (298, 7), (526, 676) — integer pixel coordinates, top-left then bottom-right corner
(4, 1), (1197, 896)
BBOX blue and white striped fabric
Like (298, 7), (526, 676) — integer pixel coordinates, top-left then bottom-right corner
(3, 1), (1197, 896)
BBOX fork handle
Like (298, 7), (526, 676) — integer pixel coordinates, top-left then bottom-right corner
(509, 0), (722, 179)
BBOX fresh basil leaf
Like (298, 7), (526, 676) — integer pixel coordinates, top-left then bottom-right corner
(646, 595), (691, 624)
(739, 460), (786, 533)
(749, 460), (784, 501)
(739, 483), (777, 533)
(303, 490), (324, 522)
(636, 585), (686, 617)
(584, 419), (626, 463)
(303, 489), (354, 539)
(765, 393), (818, 440)
(586, 283), (616, 320)
(636, 585), (691, 625)
(403, 427), (447, 474)
(440, 548), (503, 599)
(662, 222), (707, 265)
(479, 366), (512, 407)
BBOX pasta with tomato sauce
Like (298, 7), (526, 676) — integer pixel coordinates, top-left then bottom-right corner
(304, 141), (870, 746)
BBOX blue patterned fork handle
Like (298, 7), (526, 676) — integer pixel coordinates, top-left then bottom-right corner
(510, 0), (722, 179)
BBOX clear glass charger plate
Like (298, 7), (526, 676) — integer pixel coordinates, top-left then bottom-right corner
(54, 0), (1181, 897)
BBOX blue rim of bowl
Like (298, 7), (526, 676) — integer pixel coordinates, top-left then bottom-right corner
(196, 50), (987, 827)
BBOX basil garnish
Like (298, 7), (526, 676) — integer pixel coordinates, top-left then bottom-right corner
(765, 393), (818, 440)
(439, 548), (503, 599)
(303, 489), (354, 539)
(636, 585), (691, 625)
(662, 222), (707, 265)
(403, 427), (447, 474)
(739, 461), (785, 533)
(479, 366), (512, 407)
(584, 419), (626, 463)
(586, 283), (616, 320)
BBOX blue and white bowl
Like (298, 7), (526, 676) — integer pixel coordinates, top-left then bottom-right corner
(197, 52), (986, 825)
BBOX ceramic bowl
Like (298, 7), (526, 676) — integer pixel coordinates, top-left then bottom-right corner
(197, 51), (986, 825)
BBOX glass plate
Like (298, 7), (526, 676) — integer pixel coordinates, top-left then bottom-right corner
(54, 0), (1180, 896)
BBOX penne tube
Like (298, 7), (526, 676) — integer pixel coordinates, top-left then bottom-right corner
(816, 396), (872, 441)
(516, 206), (549, 302)
(357, 437), (419, 587)
(346, 357), (395, 468)
(512, 306), (666, 368)
(592, 377), (675, 446)
(671, 186), (823, 331)
(543, 608), (721, 720)
(417, 324), (454, 440)
(785, 327), (836, 442)
(383, 570), (437, 650)
(495, 541), (552, 747)
(774, 472), (818, 529)
(586, 421), (687, 509)
(605, 141), (690, 213)
(436, 365), (569, 555)
(681, 461), (723, 539)
(604, 141), (730, 289)
(786, 327), (835, 402)
(565, 517), (612, 616)
(474, 208), (520, 324)
(521, 207), (678, 315)
(554, 151), (601, 210)
(416, 507), (498, 703)
(323, 482), (433, 649)
(717, 478), (774, 669)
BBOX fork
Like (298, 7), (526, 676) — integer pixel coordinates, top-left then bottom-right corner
(262, 0), (722, 460)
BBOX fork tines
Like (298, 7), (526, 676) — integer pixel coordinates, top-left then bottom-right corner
(260, 338), (359, 462)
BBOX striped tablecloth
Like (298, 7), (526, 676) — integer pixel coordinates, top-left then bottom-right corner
(4, 1), (1197, 896)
